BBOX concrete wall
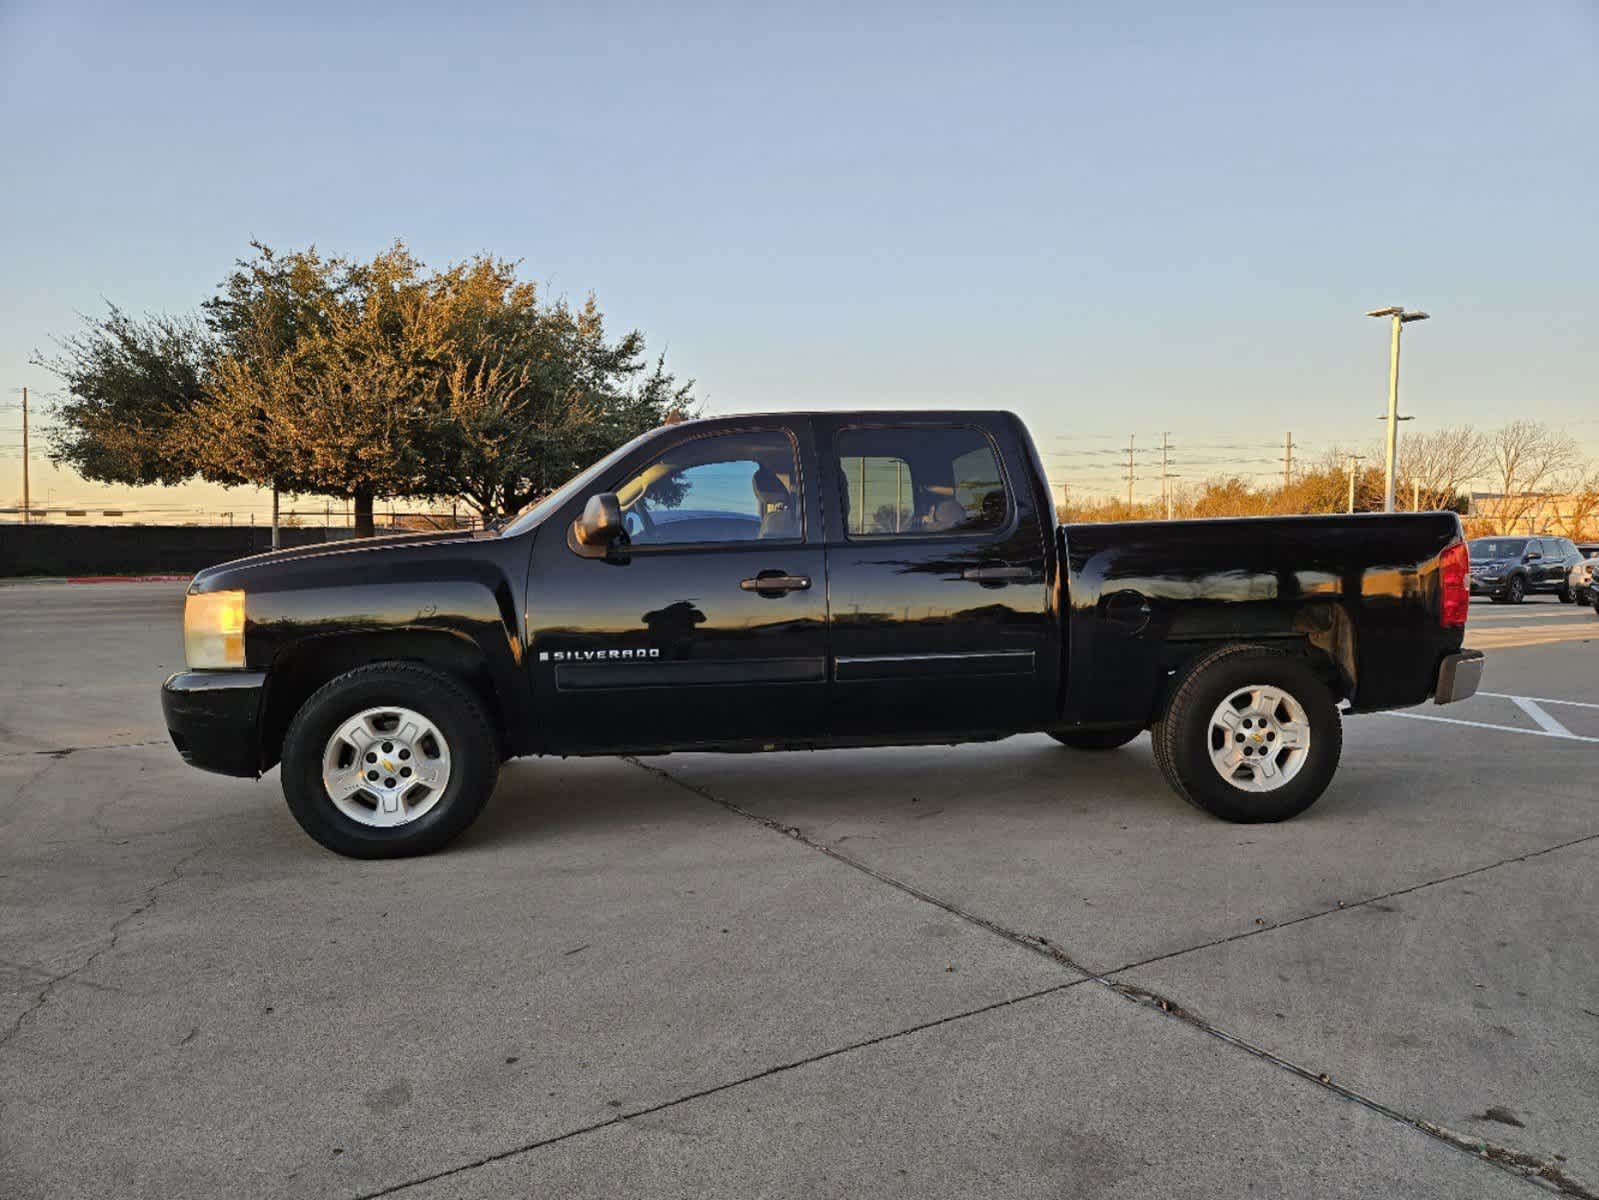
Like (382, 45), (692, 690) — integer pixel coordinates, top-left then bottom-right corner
(0, 525), (347, 577)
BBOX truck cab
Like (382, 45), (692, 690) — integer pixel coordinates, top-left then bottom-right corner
(518, 412), (1058, 753)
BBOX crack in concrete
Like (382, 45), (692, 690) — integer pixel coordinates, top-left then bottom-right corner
(622, 756), (1095, 978)
(346, 979), (1083, 1200)
(1416, 1122), (1598, 1200)
(0, 739), (168, 761)
(1106, 828), (1599, 978)
(1104, 980), (1596, 1199)
(630, 756), (1589, 1200)
(0, 842), (207, 1052)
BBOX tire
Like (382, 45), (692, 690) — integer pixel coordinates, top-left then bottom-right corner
(280, 662), (499, 858)
(1050, 726), (1143, 751)
(1153, 645), (1342, 823)
(1558, 586), (1573, 604)
(1505, 575), (1526, 604)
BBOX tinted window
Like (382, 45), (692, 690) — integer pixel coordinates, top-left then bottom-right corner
(1469, 538), (1527, 560)
(835, 427), (1008, 538)
(614, 431), (800, 546)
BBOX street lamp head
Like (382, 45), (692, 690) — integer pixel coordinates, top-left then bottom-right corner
(1365, 307), (1403, 318)
(1399, 310), (1430, 323)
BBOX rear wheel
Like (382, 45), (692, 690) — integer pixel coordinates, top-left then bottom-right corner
(1050, 726), (1142, 751)
(280, 662), (499, 858)
(1154, 646), (1341, 823)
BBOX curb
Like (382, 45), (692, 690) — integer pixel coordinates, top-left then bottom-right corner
(67, 575), (192, 585)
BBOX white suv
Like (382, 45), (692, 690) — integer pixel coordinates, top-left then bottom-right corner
(1572, 543), (1599, 606)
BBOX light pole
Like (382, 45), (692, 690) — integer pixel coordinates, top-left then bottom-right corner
(1347, 454), (1365, 514)
(1365, 306), (1429, 513)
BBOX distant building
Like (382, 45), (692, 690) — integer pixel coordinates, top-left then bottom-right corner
(1465, 492), (1598, 539)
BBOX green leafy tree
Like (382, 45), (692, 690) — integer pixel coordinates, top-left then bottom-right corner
(414, 257), (696, 521)
(37, 306), (211, 486)
(40, 240), (696, 535)
(193, 242), (434, 535)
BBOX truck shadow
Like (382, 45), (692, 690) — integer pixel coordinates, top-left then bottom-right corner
(469, 737), (1209, 850)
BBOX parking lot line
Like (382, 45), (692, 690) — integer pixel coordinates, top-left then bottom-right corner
(1507, 696), (1575, 737)
(1480, 691), (1599, 711)
(1387, 709), (1599, 743)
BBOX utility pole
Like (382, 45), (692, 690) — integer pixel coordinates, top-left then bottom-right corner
(271, 482), (281, 549)
(1124, 434), (1136, 510)
(1366, 307), (1429, 512)
(19, 387), (29, 525)
(1159, 432), (1174, 519)
(1347, 454), (1365, 514)
(1281, 431), (1295, 491)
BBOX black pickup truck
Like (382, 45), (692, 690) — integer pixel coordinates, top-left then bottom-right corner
(162, 411), (1482, 858)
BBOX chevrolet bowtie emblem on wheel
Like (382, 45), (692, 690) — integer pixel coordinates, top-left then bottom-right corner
(539, 649), (661, 662)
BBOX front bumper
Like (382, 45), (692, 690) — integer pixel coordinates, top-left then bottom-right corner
(1433, 649), (1484, 706)
(161, 670), (267, 777)
(1467, 576), (1502, 595)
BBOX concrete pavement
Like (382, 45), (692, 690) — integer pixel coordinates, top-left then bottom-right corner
(2, 583), (1596, 1198)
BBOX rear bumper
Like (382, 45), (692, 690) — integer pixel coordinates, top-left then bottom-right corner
(1433, 649), (1484, 706)
(160, 670), (266, 777)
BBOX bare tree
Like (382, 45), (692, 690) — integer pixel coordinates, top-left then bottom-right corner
(1399, 426), (1489, 511)
(1484, 421), (1581, 533)
(1560, 468), (1599, 542)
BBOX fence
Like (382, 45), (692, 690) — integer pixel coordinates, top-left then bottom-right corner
(0, 525), (349, 577)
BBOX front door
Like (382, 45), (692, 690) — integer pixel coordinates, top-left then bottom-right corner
(528, 422), (829, 753)
(816, 418), (1054, 737)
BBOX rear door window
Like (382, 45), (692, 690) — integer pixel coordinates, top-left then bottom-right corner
(834, 427), (1009, 539)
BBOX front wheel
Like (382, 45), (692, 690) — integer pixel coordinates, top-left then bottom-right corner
(1558, 585), (1574, 604)
(1506, 575), (1526, 604)
(280, 662), (500, 858)
(1050, 726), (1143, 751)
(1152, 646), (1342, 823)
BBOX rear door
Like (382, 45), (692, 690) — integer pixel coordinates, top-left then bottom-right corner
(528, 419), (829, 752)
(815, 416), (1053, 737)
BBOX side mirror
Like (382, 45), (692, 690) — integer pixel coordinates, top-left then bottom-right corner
(574, 493), (625, 548)
(1524, 551), (1541, 562)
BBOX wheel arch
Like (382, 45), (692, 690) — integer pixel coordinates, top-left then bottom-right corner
(1152, 613), (1352, 728)
(260, 631), (507, 771)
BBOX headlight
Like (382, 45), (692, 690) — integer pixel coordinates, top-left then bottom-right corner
(184, 590), (246, 669)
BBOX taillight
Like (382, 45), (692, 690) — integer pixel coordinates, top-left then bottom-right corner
(1439, 539), (1469, 628)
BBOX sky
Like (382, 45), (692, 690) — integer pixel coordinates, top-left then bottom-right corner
(1, 0), (1596, 519)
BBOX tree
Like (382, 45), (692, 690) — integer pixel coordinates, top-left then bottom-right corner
(1561, 470), (1599, 541)
(193, 242), (435, 535)
(1398, 426), (1489, 511)
(37, 306), (212, 486)
(40, 240), (697, 537)
(414, 259), (696, 521)
(1483, 421), (1581, 534)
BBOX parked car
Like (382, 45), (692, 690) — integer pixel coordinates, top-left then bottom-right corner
(1468, 536), (1582, 603)
(1571, 543), (1599, 606)
(162, 410), (1481, 858)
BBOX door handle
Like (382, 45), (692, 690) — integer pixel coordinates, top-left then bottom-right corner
(961, 566), (1037, 583)
(740, 574), (811, 593)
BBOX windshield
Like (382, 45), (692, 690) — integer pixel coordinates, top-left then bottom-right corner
(1468, 538), (1528, 560)
(499, 428), (667, 537)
